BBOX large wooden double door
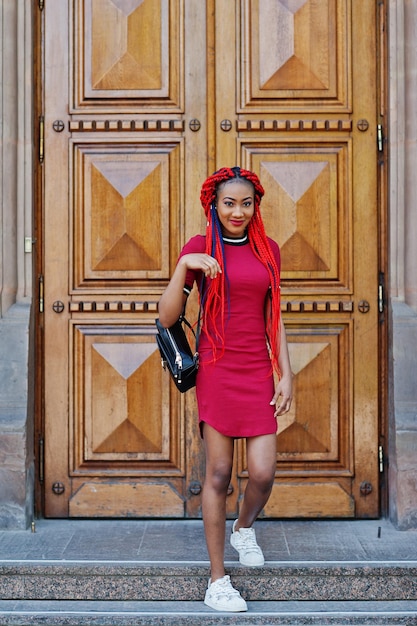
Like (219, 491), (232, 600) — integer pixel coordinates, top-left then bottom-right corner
(42, 0), (381, 518)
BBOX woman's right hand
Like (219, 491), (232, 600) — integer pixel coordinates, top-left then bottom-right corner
(158, 253), (221, 328)
(179, 253), (222, 279)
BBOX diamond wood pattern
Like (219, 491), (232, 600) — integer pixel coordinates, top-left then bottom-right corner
(73, 143), (179, 287)
(75, 0), (181, 109)
(43, 0), (379, 520)
(71, 324), (180, 468)
(276, 325), (349, 465)
(246, 144), (350, 286)
(242, 0), (348, 109)
(91, 0), (163, 91)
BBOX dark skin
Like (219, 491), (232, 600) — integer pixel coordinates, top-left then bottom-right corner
(158, 179), (293, 581)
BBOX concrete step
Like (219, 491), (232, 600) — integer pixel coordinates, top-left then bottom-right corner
(0, 599), (416, 625)
(1, 560), (416, 602)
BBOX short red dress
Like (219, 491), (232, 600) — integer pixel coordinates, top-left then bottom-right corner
(180, 233), (280, 438)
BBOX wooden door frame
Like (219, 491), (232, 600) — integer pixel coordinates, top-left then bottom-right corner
(32, 0), (390, 520)
(34, 0), (45, 519)
(376, 0), (389, 517)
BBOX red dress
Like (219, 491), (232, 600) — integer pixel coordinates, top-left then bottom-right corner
(180, 233), (280, 438)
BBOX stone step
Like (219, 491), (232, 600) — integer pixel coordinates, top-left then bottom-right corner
(0, 599), (416, 625)
(1, 560), (416, 602)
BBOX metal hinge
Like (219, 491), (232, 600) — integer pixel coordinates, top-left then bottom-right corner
(378, 271), (385, 313)
(39, 437), (44, 483)
(39, 116), (44, 163)
(377, 124), (384, 152)
(39, 274), (44, 313)
(39, 0), (44, 10)
(379, 445), (384, 473)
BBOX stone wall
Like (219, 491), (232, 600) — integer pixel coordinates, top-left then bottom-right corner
(0, 0), (34, 529)
(388, 0), (417, 529)
(0, 303), (34, 528)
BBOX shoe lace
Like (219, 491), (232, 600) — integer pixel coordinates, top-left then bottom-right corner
(211, 576), (240, 600)
(239, 528), (262, 553)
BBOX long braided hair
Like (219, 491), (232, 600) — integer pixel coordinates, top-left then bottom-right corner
(199, 166), (281, 374)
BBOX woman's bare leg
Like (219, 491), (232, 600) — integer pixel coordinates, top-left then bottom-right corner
(235, 433), (276, 530)
(201, 423), (234, 581)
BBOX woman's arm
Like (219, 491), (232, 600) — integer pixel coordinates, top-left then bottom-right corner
(278, 316), (292, 380)
(158, 253), (222, 328)
(158, 257), (189, 328)
(270, 316), (293, 416)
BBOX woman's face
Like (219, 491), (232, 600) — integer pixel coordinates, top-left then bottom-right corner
(215, 179), (255, 238)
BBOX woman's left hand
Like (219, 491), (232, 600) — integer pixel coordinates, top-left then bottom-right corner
(270, 373), (293, 417)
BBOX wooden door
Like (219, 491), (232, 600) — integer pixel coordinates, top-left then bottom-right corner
(42, 0), (380, 518)
(43, 0), (207, 517)
(214, 0), (379, 518)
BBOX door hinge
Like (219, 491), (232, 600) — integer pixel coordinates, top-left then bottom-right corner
(39, 274), (44, 313)
(377, 123), (384, 152)
(39, 0), (44, 10)
(39, 115), (45, 163)
(378, 271), (385, 313)
(39, 437), (44, 483)
(379, 445), (384, 473)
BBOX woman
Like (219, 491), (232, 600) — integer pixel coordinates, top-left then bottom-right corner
(158, 166), (293, 612)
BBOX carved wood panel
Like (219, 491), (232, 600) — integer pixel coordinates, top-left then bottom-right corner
(245, 142), (350, 287)
(73, 0), (182, 109)
(241, 0), (348, 110)
(72, 141), (181, 288)
(70, 323), (182, 469)
(276, 324), (351, 467)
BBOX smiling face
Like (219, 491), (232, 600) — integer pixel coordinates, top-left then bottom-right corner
(215, 178), (255, 238)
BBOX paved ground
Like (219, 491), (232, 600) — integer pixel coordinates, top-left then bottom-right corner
(0, 518), (416, 563)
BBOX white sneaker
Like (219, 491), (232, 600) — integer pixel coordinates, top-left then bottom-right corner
(230, 520), (265, 566)
(204, 575), (248, 612)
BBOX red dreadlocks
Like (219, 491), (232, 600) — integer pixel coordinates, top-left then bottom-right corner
(199, 166), (281, 375)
